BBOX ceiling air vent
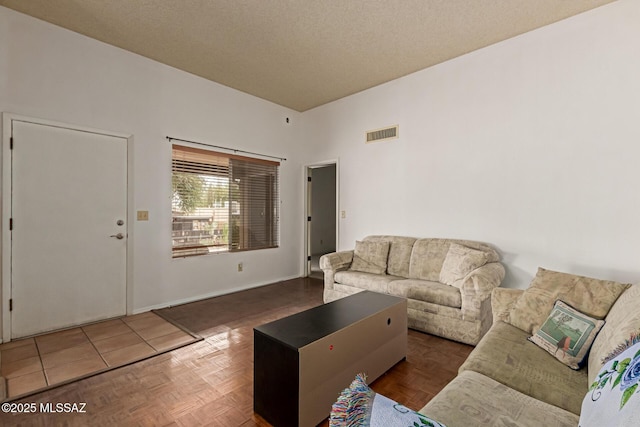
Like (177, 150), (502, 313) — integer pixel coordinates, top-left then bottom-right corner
(366, 125), (399, 143)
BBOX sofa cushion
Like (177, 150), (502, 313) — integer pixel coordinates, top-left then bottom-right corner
(350, 240), (390, 275)
(420, 370), (580, 427)
(528, 300), (605, 370)
(588, 284), (640, 384)
(363, 236), (417, 277)
(388, 279), (462, 308)
(507, 267), (629, 335)
(408, 239), (499, 282)
(386, 241), (415, 277)
(439, 243), (489, 287)
(408, 239), (451, 281)
(459, 321), (588, 414)
(334, 271), (401, 294)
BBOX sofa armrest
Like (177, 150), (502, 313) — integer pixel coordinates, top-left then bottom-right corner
(459, 262), (505, 321)
(319, 250), (354, 272)
(491, 287), (524, 324)
(319, 251), (354, 291)
(460, 262), (506, 300)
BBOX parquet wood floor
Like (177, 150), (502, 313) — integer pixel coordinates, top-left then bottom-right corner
(0, 277), (472, 426)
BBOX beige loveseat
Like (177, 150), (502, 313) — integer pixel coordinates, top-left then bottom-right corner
(419, 268), (640, 427)
(320, 235), (505, 345)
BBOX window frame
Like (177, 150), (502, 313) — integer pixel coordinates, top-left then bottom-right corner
(171, 144), (280, 258)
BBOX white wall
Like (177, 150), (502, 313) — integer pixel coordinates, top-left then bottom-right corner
(0, 5), (305, 329)
(301, 0), (640, 288)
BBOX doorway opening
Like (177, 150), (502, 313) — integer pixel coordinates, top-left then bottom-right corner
(305, 162), (338, 279)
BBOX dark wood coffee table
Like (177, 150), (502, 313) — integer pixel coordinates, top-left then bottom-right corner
(253, 290), (407, 427)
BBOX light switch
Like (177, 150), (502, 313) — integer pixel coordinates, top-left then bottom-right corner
(137, 210), (149, 221)
(341, 210), (346, 219)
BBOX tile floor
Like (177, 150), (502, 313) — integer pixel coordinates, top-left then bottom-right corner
(0, 312), (198, 399)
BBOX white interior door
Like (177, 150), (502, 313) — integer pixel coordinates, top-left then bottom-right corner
(11, 120), (127, 338)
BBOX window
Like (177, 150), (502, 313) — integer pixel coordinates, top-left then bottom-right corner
(171, 144), (279, 257)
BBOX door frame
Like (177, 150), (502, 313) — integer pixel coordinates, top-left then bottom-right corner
(1, 113), (134, 343)
(303, 160), (339, 277)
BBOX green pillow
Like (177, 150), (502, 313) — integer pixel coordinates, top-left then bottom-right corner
(529, 300), (605, 370)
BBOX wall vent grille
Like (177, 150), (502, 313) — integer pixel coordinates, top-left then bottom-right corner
(366, 125), (399, 143)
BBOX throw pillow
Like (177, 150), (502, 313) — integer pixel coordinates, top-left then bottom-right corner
(386, 241), (414, 277)
(528, 300), (605, 370)
(350, 241), (390, 275)
(579, 337), (640, 427)
(507, 267), (629, 334)
(439, 243), (489, 287)
(330, 373), (446, 427)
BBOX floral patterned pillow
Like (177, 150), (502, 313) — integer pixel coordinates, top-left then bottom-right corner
(580, 338), (640, 426)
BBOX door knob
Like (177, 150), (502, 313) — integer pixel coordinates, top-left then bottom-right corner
(110, 233), (124, 240)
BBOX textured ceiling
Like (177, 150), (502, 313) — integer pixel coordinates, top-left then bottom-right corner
(0, 0), (616, 111)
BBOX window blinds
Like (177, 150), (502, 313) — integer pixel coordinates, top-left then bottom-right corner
(171, 144), (279, 257)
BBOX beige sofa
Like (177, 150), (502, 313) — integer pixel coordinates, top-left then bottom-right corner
(419, 268), (640, 427)
(320, 235), (505, 345)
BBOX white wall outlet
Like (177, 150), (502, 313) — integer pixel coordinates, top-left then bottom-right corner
(341, 210), (346, 219)
(238, 262), (243, 272)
